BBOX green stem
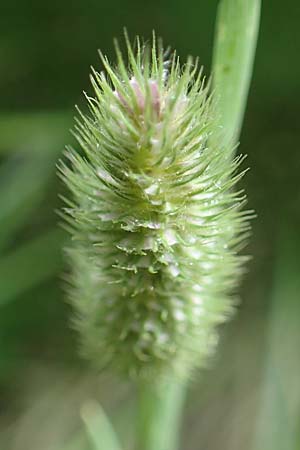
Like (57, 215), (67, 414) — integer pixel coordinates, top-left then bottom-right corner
(136, 379), (186, 450)
(212, 0), (261, 147)
(136, 4), (261, 450)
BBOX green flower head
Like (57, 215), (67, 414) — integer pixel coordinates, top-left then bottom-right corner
(59, 32), (251, 380)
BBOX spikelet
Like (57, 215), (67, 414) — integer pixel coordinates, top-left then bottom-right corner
(59, 33), (252, 380)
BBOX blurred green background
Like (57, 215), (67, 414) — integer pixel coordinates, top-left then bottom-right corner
(0, 1), (299, 449)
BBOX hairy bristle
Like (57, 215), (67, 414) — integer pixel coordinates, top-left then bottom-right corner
(59, 33), (252, 380)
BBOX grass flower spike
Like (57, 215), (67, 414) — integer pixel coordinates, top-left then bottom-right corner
(60, 33), (251, 380)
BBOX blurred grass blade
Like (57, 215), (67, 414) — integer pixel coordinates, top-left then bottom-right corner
(81, 400), (123, 450)
(0, 111), (72, 251)
(0, 155), (55, 251)
(252, 223), (300, 450)
(0, 229), (65, 306)
(212, 0), (261, 146)
(0, 111), (71, 154)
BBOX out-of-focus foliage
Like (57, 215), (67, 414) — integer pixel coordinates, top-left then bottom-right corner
(0, 1), (299, 449)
